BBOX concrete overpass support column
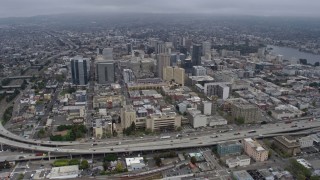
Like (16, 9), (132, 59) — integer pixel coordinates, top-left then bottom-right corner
(0, 143), (3, 151)
(48, 152), (51, 161)
(70, 154), (72, 159)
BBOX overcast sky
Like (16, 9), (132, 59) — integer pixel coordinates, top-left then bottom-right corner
(1, 0), (320, 18)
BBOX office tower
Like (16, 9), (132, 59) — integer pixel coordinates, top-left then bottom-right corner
(163, 66), (185, 86)
(156, 41), (165, 54)
(192, 44), (202, 66)
(102, 48), (113, 60)
(182, 57), (193, 69)
(170, 54), (177, 66)
(70, 56), (89, 85)
(157, 53), (170, 79)
(123, 69), (135, 83)
(179, 53), (186, 62)
(165, 42), (173, 54)
(96, 60), (115, 84)
(127, 43), (132, 55)
(202, 41), (211, 56)
(211, 96), (218, 115)
(204, 82), (231, 100)
(198, 101), (212, 115)
(192, 66), (207, 76)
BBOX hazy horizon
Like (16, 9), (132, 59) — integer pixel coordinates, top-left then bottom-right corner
(1, 0), (320, 18)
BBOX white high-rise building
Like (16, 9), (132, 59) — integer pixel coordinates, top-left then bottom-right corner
(123, 69), (135, 83)
(202, 41), (211, 56)
(204, 82), (231, 100)
(193, 66), (207, 76)
(102, 48), (113, 60)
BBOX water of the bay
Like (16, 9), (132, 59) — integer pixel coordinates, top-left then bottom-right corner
(267, 45), (320, 64)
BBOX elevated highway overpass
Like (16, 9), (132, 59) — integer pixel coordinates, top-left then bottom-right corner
(0, 119), (319, 155)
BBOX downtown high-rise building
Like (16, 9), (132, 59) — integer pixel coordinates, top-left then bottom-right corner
(123, 69), (135, 83)
(157, 53), (171, 79)
(192, 44), (202, 66)
(96, 60), (115, 84)
(102, 48), (113, 60)
(202, 41), (211, 56)
(70, 56), (89, 85)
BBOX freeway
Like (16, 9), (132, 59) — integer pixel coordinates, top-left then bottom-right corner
(1, 115), (317, 147)
(0, 119), (319, 155)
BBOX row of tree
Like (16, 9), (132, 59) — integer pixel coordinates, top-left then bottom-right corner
(50, 125), (87, 141)
(53, 159), (89, 169)
(2, 106), (13, 125)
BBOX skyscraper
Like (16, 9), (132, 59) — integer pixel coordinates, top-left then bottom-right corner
(157, 53), (171, 79)
(127, 43), (132, 55)
(156, 41), (165, 54)
(102, 48), (113, 60)
(96, 60), (115, 84)
(202, 41), (211, 56)
(123, 69), (135, 83)
(70, 56), (89, 85)
(192, 44), (202, 66)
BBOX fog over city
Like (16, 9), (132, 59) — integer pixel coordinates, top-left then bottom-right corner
(1, 0), (320, 18)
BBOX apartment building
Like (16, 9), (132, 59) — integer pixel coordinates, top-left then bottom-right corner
(243, 138), (268, 162)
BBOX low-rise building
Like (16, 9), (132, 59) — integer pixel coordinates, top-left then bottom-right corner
(226, 155), (250, 168)
(271, 105), (303, 120)
(273, 136), (301, 156)
(232, 170), (254, 180)
(298, 136), (314, 148)
(48, 165), (79, 179)
(217, 141), (242, 157)
(125, 157), (146, 171)
(243, 138), (268, 162)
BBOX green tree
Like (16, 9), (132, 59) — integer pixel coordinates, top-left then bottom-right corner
(143, 157), (148, 164)
(80, 160), (89, 169)
(235, 117), (245, 125)
(38, 128), (46, 138)
(311, 176), (320, 180)
(267, 111), (272, 116)
(104, 154), (118, 162)
(286, 159), (311, 179)
(68, 159), (80, 165)
(154, 156), (162, 167)
(103, 161), (110, 171)
(17, 174), (24, 180)
(190, 156), (197, 164)
(115, 162), (124, 172)
(268, 151), (272, 157)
